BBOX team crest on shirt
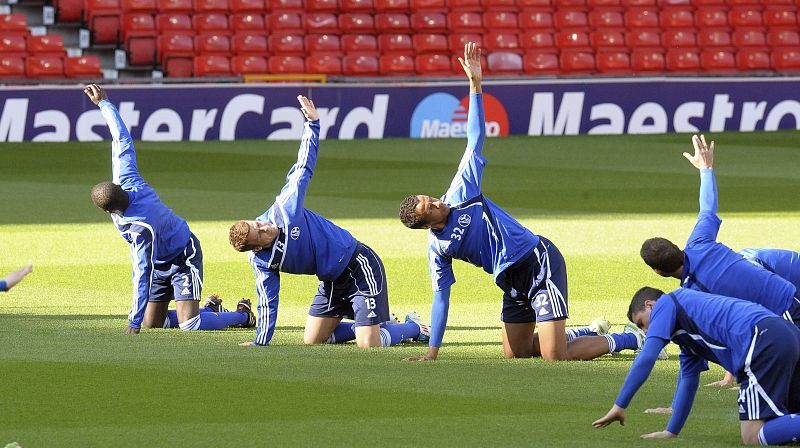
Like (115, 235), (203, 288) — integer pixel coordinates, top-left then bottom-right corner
(458, 214), (472, 227)
(290, 226), (300, 240)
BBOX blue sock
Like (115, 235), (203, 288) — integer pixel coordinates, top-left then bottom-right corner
(604, 332), (640, 353)
(758, 414), (800, 445)
(165, 308), (215, 328)
(566, 326), (597, 341)
(326, 322), (356, 344)
(178, 312), (248, 330)
(379, 322), (420, 346)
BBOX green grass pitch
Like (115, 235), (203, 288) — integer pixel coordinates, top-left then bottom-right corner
(2, 131), (800, 447)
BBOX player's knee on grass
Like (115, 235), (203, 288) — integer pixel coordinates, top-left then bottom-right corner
(740, 420), (764, 446)
(354, 325), (381, 348)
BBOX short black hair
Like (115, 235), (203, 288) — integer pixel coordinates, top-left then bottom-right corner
(399, 195), (424, 229)
(640, 237), (684, 273)
(91, 181), (129, 213)
(627, 286), (665, 322)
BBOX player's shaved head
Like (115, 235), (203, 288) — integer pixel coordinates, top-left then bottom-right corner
(399, 195), (425, 229)
(628, 286), (664, 322)
(91, 181), (129, 213)
(229, 220), (253, 252)
(640, 237), (684, 273)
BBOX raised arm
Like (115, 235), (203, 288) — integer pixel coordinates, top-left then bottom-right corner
(121, 223), (156, 333)
(685, 134), (721, 243)
(243, 262), (280, 346)
(444, 42), (487, 205)
(273, 96), (320, 224)
(84, 84), (142, 187)
(0, 265), (32, 292)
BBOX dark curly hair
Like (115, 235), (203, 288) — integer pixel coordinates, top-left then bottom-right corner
(640, 237), (684, 273)
(91, 181), (129, 213)
(399, 195), (425, 229)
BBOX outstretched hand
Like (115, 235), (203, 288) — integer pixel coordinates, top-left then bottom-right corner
(458, 42), (482, 89)
(683, 134), (714, 170)
(4, 265), (32, 290)
(84, 84), (108, 105)
(297, 95), (319, 121)
(593, 405), (626, 428)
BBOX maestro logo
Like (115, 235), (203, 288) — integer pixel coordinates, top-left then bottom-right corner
(410, 92), (509, 138)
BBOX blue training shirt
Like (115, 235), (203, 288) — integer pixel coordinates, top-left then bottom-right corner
(740, 248), (800, 292)
(99, 100), (192, 329)
(249, 119), (358, 346)
(681, 169), (796, 314)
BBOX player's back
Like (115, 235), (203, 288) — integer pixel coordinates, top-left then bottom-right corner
(740, 248), (800, 291)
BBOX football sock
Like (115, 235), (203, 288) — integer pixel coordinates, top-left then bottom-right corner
(566, 326), (597, 341)
(379, 322), (420, 346)
(165, 307), (215, 328)
(326, 322), (356, 344)
(177, 312), (248, 330)
(603, 333), (640, 353)
(758, 414), (800, 445)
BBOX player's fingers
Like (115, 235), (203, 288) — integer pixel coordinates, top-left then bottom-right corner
(709, 141), (715, 152)
(700, 134), (707, 148)
(682, 152), (694, 161)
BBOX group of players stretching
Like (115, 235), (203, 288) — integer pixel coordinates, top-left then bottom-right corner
(36, 42), (797, 445)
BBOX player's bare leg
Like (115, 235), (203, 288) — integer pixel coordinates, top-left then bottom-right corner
(354, 324), (382, 348)
(142, 301), (170, 328)
(536, 319), (569, 360)
(304, 315), (344, 344)
(740, 420), (765, 446)
(175, 299), (200, 323)
(502, 322), (535, 358)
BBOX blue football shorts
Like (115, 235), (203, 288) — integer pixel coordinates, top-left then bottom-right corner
(149, 233), (203, 303)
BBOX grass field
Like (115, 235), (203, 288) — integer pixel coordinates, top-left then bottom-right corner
(2, 131), (800, 447)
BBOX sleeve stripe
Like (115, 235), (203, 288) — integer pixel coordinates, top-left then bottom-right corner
(123, 221), (156, 325)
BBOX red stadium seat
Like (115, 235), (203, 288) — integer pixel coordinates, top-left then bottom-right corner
(589, 8), (624, 28)
(519, 10), (554, 30)
(270, 0), (303, 10)
(447, 0), (482, 11)
(520, 30), (555, 49)
(663, 29), (697, 47)
(412, 33), (449, 53)
(306, 33), (341, 53)
(555, 30), (591, 50)
(306, 53), (342, 74)
(625, 28), (660, 47)
(484, 32), (522, 52)
(27, 35), (66, 56)
(269, 12), (303, 33)
(630, 48), (664, 72)
(231, 55), (267, 74)
(695, 7), (728, 28)
(698, 29), (733, 50)
(159, 0), (193, 12)
(376, 13), (412, 32)
(343, 53), (379, 74)
(157, 13), (193, 34)
(589, 0), (620, 5)
(771, 48), (800, 72)
(410, 0), (447, 11)
(268, 55), (305, 72)
(660, 7), (694, 28)
(666, 48), (700, 72)
(484, 11), (519, 30)
(487, 51), (522, 74)
(411, 12), (447, 32)
(26, 55), (65, 79)
(194, 13), (231, 34)
(590, 29), (625, 48)
(0, 55), (25, 78)
(0, 14), (29, 37)
(64, 56), (102, 78)
(555, 0), (586, 6)
(230, 0), (266, 11)
(375, 0), (410, 12)
(559, 50), (594, 74)
(230, 13), (265, 32)
(378, 33), (414, 52)
(729, 7), (763, 27)
(660, 0), (690, 5)
(379, 53), (415, 74)
(693, 0), (723, 4)
(415, 53), (452, 74)
(194, 0), (230, 12)
(518, 0), (552, 8)
(122, 14), (158, 65)
(195, 33), (231, 54)
(701, 49), (736, 72)
(763, 6), (797, 28)
(624, 7), (658, 28)
(122, 0), (157, 12)
(554, 9), (589, 28)
(448, 33), (483, 50)
(523, 50), (559, 75)
(232, 33), (269, 54)
(305, 13), (339, 33)
(732, 28), (767, 48)
(339, 13), (376, 33)
(727, 0), (758, 5)
(54, 0), (83, 22)
(269, 33), (304, 54)
(621, 0), (656, 6)
(483, 0), (517, 10)
(447, 11), (483, 32)
(768, 29), (800, 47)
(159, 33), (194, 64)
(596, 50), (630, 73)
(736, 48), (770, 71)
(342, 0), (375, 12)
(0, 35), (26, 57)
(306, 0), (339, 12)
(86, 0), (122, 44)
(194, 55), (231, 76)
(341, 34), (378, 52)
